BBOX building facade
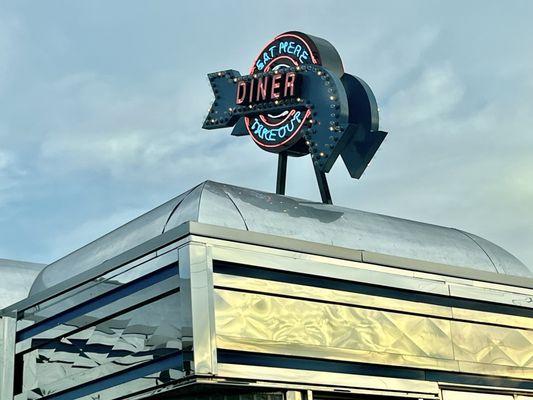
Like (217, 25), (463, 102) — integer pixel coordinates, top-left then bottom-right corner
(1, 181), (532, 400)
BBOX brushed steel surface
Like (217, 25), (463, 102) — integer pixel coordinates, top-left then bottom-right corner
(213, 274), (533, 330)
(179, 242), (217, 375)
(216, 363), (440, 395)
(214, 287), (533, 379)
(208, 240), (533, 310)
(196, 182), (530, 277)
(1, 316), (16, 400)
(29, 181), (532, 295)
(0, 259), (46, 309)
(29, 188), (192, 295)
(442, 390), (513, 400)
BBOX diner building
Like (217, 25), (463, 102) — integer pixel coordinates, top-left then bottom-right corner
(1, 180), (532, 400)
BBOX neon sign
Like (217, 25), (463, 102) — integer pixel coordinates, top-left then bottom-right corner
(235, 71), (299, 106)
(203, 31), (388, 203)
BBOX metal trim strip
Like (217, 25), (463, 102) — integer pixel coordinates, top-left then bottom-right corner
(217, 353), (533, 390)
(212, 272), (533, 330)
(187, 222), (533, 290)
(5, 221), (532, 319)
(216, 362), (440, 394)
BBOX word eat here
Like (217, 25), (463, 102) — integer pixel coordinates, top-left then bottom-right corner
(255, 40), (310, 70)
(235, 72), (299, 106)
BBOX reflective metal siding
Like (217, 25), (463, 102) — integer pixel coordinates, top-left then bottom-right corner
(15, 249), (187, 399)
(29, 181), (533, 295)
(188, 182), (531, 277)
(210, 241), (533, 383)
(0, 260), (46, 309)
(29, 189), (192, 295)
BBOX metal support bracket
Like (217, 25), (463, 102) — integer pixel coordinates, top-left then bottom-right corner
(178, 242), (217, 375)
(313, 165), (333, 204)
(276, 152), (333, 204)
(1, 316), (16, 400)
(276, 152), (288, 195)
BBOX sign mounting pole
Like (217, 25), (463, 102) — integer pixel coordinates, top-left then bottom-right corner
(276, 152), (288, 195)
(314, 166), (332, 204)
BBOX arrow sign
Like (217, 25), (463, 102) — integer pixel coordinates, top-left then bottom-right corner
(203, 65), (386, 175)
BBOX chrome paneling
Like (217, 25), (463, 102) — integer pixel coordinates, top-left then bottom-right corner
(165, 181), (247, 231)
(1, 316), (16, 400)
(213, 274), (533, 330)
(211, 244), (449, 296)
(60, 366), (184, 400)
(216, 363), (440, 395)
(449, 283), (533, 309)
(0, 259), (46, 309)
(209, 240), (533, 310)
(213, 274), (533, 380)
(20, 293), (182, 398)
(207, 182), (531, 277)
(15, 246), (190, 400)
(463, 233), (529, 276)
(17, 250), (178, 333)
(442, 391), (513, 400)
(30, 181), (532, 296)
(29, 188), (192, 294)
(16, 270), (180, 355)
(451, 321), (533, 370)
(215, 289), (458, 370)
(179, 242), (216, 375)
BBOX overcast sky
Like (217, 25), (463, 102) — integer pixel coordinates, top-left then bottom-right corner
(0, 1), (532, 270)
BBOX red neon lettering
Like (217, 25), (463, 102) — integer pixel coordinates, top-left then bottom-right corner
(256, 76), (268, 102)
(248, 79), (255, 103)
(284, 72), (296, 97)
(236, 81), (246, 104)
(271, 73), (281, 99)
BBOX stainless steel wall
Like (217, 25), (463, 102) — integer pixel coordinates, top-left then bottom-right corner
(4, 226), (533, 399)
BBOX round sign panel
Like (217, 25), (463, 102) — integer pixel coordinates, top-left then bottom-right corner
(245, 32), (344, 153)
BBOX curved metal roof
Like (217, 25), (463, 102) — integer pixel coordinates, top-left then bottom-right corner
(0, 259), (46, 308)
(29, 180), (532, 295)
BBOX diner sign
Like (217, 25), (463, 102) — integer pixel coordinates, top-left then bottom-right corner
(203, 31), (387, 180)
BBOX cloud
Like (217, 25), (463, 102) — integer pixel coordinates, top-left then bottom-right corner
(34, 71), (273, 188)
(0, 1), (532, 271)
(386, 64), (465, 128)
(0, 14), (21, 93)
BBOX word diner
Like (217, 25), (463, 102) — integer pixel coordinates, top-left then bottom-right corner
(235, 71), (298, 106)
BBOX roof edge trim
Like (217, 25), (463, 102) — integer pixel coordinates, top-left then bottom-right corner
(6, 220), (533, 318)
(187, 221), (533, 291)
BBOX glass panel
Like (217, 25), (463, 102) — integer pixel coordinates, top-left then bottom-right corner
(17, 250), (178, 332)
(20, 292), (183, 397)
(17, 270), (179, 355)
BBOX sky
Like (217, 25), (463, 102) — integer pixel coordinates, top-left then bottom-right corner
(0, 0), (532, 270)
